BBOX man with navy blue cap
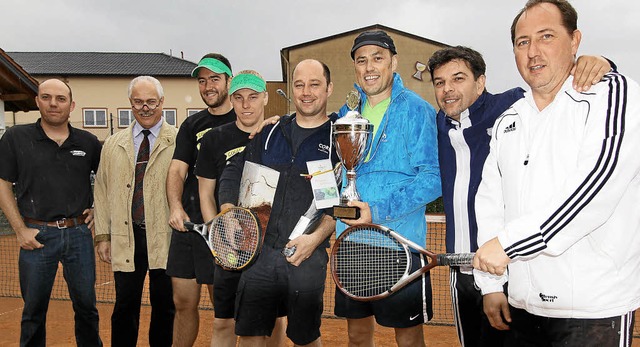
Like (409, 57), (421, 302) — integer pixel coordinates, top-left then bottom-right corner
(166, 53), (236, 347)
(335, 30), (441, 347)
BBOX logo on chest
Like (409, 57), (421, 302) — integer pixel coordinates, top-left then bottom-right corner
(318, 143), (330, 154)
(503, 122), (517, 134)
(69, 150), (87, 157)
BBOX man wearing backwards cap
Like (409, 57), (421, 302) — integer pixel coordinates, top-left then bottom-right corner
(334, 30), (441, 347)
(166, 53), (236, 347)
(195, 70), (285, 347)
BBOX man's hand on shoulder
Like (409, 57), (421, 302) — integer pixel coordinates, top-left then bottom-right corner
(572, 55), (612, 92)
(248, 116), (280, 139)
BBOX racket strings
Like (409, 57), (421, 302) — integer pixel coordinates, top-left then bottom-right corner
(336, 227), (408, 298)
(210, 210), (260, 269)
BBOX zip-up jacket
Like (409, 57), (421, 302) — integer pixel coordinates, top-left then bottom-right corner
(336, 73), (441, 246)
(438, 89), (524, 254)
(218, 113), (339, 249)
(475, 74), (640, 318)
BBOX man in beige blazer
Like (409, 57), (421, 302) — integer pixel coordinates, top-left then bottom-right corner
(94, 75), (177, 346)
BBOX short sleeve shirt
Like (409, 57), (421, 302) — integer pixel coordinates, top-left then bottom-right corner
(172, 108), (236, 223)
(0, 119), (101, 221)
(194, 122), (251, 209)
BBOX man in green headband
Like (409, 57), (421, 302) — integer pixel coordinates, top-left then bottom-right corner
(165, 53), (236, 347)
(195, 70), (285, 347)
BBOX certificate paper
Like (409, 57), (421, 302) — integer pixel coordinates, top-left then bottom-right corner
(306, 159), (340, 209)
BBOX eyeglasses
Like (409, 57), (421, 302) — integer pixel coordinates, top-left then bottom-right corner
(131, 99), (160, 110)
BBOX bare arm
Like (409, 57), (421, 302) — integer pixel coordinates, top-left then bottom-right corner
(167, 159), (189, 231)
(285, 214), (335, 267)
(198, 176), (218, 222)
(0, 178), (42, 250)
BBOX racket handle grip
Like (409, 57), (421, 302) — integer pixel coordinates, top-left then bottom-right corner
(183, 221), (195, 231)
(437, 253), (475, 267)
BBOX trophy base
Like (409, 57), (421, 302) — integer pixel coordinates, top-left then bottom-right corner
(328, 205), (361, 220)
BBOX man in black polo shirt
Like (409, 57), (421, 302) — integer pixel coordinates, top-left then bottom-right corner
(165, 53), (236, 346)
(0, 79), (102, 346)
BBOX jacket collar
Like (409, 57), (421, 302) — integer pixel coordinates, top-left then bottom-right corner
(353, 72), (404, 111)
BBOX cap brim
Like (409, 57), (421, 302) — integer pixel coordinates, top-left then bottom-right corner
(350, 41), (393, 59)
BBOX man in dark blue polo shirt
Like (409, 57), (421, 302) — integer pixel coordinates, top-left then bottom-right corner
(0, 79), (102, 346)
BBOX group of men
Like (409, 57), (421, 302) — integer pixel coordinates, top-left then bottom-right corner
(0, 0), (639, 346)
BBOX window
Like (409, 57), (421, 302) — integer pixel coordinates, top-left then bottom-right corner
(83, 109), (107, 127)
(118, 109), (133, 128)
(163, 109), (177, 126)
(187, 109), (201, 117)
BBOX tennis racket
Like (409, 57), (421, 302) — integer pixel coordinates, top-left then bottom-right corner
(330, 223), (474, 301)
(183, 207), (262, 270)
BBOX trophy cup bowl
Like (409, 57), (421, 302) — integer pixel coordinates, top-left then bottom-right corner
(332, 117), (373, 219)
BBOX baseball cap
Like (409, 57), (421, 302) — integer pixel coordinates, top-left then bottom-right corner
(191, 57), (233, 78)
(229, 72), (266, 95)
(350, 30), (397, 59)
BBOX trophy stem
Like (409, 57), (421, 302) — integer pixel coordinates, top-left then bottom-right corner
(340, 170), (360, 204)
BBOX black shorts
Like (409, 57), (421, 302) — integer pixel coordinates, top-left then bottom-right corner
(213, 263), (241, 319)
(165, 229), (215, 284)
(334, 251), (433, 328)
(235, 245), (326, 346)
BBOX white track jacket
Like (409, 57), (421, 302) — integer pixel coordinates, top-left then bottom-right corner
(475, 73), (640, 318)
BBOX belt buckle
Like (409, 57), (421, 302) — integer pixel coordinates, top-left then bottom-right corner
(56, 218), (68, 229)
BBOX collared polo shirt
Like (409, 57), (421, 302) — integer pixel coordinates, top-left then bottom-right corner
(0, 119), (101, 221)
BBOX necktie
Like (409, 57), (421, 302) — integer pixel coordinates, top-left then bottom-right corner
(132, 129), (150, 225)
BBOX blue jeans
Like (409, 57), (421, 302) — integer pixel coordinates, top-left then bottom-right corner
(19, 223), (102, 347)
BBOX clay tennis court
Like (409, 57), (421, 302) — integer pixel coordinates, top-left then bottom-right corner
(1, 218), (638, 346)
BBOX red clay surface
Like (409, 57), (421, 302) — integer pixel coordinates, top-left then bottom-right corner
(0, 297), (459, 346)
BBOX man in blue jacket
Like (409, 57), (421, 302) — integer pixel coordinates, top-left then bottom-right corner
(334, 30), (441, 347)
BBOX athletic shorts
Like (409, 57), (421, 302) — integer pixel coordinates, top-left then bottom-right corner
(334, 251), (433, 328)
(213, 263), (242, 318)
(165, 229), (215, 284)
(235, 245), (326, 346)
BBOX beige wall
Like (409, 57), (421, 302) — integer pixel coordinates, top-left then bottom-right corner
(8, 75), (202, 142)
(7, 76), (288, 141)
(286, 32), (446, 114)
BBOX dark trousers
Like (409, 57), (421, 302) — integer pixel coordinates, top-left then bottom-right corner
(505, 305), (635, 347)
(450, 268), (506, 347)
(20, 223), (102, 347)
(112, 225), (175, 347)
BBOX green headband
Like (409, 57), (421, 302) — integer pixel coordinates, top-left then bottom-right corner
(191, 58), (233, 78)
(229, 73), (266, 95)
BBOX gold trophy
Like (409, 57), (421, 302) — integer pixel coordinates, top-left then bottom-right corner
(331, 90), (373, 219)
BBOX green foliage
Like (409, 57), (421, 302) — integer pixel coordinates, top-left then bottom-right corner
(426, 196), (444, 213)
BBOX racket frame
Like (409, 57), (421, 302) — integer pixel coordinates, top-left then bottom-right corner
(330, 223), (474, 301)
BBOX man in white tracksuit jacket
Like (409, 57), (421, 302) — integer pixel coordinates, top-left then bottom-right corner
(473, 1), (640, 346)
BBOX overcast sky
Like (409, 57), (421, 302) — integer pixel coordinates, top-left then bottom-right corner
(2, 0), (638, 95)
